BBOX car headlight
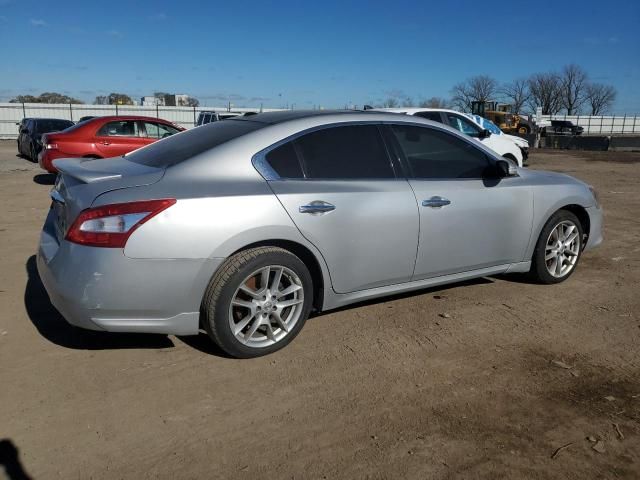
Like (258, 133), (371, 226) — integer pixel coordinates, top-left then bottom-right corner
(589, 185), (600, 208)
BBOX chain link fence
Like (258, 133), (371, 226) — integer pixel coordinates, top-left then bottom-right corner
(0, 103), (282, 139)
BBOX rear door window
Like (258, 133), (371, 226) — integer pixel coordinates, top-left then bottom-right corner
(295, 125), (395, 179)
(97, 120), (141, 137)
(415, 111), (444, 123)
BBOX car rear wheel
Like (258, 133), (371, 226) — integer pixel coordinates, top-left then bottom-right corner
(202, 246), (313, 358)
(530, 210), (583, 284)
(30, 144), (37, 162)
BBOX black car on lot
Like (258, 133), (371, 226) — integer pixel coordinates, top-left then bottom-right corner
(17, 118), (74, 160)
(546, 120), (584, 136)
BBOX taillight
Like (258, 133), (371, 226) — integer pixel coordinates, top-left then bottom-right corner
(66, 199), (176, 248)
(45, 143), (58, 150)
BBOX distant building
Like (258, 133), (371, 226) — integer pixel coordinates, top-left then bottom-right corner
(141, 94), (193, 107)
(141, 96), (164, 106)
(175, 94), (190, 106)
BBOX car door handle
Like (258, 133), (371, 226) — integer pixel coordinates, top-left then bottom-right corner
(101, 140), (111, 145)
(299, 201), (336, 214)
(422, 196), (451, 208)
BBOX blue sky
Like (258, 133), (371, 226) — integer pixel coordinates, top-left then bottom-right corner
(0, 0), (638, 112)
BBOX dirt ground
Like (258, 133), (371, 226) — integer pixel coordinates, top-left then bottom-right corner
(0, 141), (639, 479)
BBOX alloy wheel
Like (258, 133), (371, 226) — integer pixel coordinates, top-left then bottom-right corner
(545, 220), (580, 278)
(228, 265), (304, 348)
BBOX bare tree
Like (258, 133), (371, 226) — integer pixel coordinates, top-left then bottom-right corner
(93, 95), (108, 105)
(499, 79), (530, 113)
(450, 75), (498, 111)
(419, 97), (449, 108)
(382, 97), (399, 108)
(585, 83), (617, 115)
(559, 64), (588, 114)
(184, 96), (199, 107)
(527, 73), (562, 115)
(401, 97), (415, 107)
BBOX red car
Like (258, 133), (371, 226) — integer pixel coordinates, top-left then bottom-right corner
(38, 116), (185, 173)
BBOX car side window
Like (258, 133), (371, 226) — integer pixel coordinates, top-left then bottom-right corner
(265, 141), (304, 178)
(144, 122), (180, 139)
(391, 125), (490, 179)
(415, 111), (444, 123)
(294, 125), (394, 179)
(446, 113), (481, 136)
(97, 121), (140, 137)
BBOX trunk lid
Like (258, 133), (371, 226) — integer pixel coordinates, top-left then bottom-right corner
(51, 157), (165, 242)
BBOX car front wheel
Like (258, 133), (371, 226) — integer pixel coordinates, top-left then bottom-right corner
(202, 246), (313, 358)
(530, 210), (583, 284)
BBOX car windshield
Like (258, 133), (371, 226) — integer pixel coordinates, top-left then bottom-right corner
(126, 119), (264, 168)
(466, 114), (502, 135)
(35, 119), (74, 133)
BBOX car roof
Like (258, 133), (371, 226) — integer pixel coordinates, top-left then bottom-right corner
(375, 107), (463, 115)
(230, 109), (391, 126)
(87, 115), (177, 122)
(32, 118), (74, 122)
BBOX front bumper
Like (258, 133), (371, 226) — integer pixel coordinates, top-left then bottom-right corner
(37, 207), (223, 335)
(584, 205), (604, 251)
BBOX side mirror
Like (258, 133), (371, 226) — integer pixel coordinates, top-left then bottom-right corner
(478, 129), (491, 139)
(495, 159), (518, 177)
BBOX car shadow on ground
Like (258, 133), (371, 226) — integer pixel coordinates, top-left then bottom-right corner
(24, 255), (175, 350)
(32, 174), (55, 185)
(0, 439), (33, 480)
(175, 334), (234, 358)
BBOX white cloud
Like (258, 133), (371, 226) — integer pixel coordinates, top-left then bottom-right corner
(30, 18), (47, 27)
(150, 12), (167, 21)
(107, 29), (124, 38)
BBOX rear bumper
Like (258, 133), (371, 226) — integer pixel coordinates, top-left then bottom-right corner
(37, 208), (223, 335)
(38, 149), (65, 173)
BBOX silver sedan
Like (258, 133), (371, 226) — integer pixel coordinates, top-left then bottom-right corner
(37, 111), (603, 357)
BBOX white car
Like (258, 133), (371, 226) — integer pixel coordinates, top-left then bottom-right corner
(464, 114), (529, 165)
(376, 108), (524, 167)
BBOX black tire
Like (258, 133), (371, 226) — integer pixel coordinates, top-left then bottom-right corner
(30, 144), (37, 162)
(202, 246), (314, 358)
(518, 125), (530, 134)
(529, 210), (584, 284)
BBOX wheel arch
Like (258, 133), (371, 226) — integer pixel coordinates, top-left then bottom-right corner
(526, 201), (592, 263)
(228, 239), (326, 312)
(557, 204), (590, 243)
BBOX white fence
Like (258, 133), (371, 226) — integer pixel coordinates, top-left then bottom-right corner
(0, 103), (283, 139)
(539, 114), (640, 135)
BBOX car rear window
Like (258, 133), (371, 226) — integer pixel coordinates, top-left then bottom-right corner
(35, 119), (74, 133)
(126, 120), (264, 168)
